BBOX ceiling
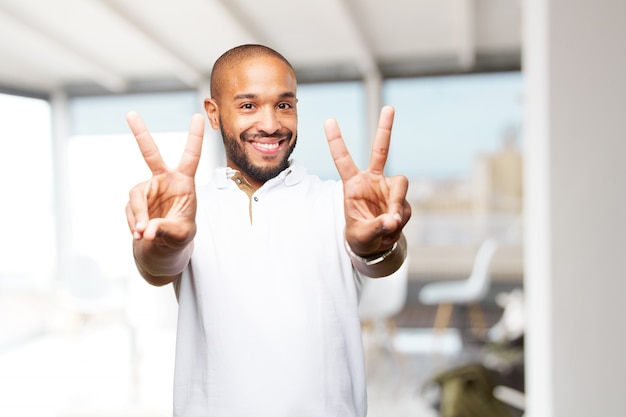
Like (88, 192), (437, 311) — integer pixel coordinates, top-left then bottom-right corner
(0, 0), (522, 98)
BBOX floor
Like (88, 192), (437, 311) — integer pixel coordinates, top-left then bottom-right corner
(363, 297), (516, 417)
(0, 284), (522, 417)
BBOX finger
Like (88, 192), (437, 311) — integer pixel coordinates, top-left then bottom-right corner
(324, 118), (359, 181)
(177, 113), (205, 177)
(368, 106), (395, 175)
(126, 111), (168, 175)
(128, 183), (150, 239)
(125, 202), (136, 234)
(142, 218), (193, 244)
(142, 219), (162, 241)
(378, 175), (409, 233)
(386, 175), (410, 222)
(401, 199), (412, 226)
(380, 201), (410, 247)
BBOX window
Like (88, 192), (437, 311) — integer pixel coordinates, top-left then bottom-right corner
(385, 72), (523, 179)
(67, 91), (207, 278)
(0, 93), (54, 347)
(292, 81), (366, 180)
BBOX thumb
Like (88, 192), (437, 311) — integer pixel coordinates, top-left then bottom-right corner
(142, 218), (195, 247)
(141, 218), (163, 241)
(380, 212), (403, 234)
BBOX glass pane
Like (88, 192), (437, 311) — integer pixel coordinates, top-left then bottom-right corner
(292, 82), (366, 180)
(67, 131), (211, 276)
(384, 73), (525, 281)
(385, 72), (523, 180)
(70, 91), (201, 135)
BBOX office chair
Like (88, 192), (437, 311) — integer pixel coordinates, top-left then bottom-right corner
(418, 239), (499, 338)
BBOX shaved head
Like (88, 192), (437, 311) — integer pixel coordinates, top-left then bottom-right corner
(210, 44), (295, 101)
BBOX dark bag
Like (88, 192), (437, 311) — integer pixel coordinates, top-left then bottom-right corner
(429, 363), (515, 417)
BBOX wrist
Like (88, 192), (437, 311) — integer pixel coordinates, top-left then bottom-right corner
(345, 241), (398, 266)
(134, 240), (193, 278)
(345, 234), (407, 278)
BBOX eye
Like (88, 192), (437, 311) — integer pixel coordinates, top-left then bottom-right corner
(241, 103), (254, 110)
(277, 102), (293, 110)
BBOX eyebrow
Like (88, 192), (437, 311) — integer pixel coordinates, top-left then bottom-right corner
(233, 92), (297, 101)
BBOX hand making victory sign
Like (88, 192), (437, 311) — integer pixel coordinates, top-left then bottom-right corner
(125, 111), (204, 284)
(324, 105), (411, 275)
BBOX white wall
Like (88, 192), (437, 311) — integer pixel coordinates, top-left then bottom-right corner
(524, 1), (626, 416)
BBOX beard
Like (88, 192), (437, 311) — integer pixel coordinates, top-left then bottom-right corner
(220, 119), (297, 183)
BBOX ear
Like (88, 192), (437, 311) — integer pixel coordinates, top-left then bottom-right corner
(204, 98), (220, 130)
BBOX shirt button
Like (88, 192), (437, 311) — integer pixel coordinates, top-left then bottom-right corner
(253, 196), (259, 202)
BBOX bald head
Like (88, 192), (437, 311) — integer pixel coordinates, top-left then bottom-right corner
(210, 44), (295, 101)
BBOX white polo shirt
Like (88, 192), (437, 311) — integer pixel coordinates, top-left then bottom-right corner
(172, 162), (366, 417)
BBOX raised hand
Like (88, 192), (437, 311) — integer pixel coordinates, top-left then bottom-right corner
(125, 111), (204, 250)
(324, 105), (411, 259)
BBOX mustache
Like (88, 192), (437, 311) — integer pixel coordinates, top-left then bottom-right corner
(241, 130), (292, 142)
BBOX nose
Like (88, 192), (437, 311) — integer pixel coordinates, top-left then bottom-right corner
(256, 106), (281, 134)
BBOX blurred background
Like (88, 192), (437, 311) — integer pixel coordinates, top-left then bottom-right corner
(0, 1), (624, 417)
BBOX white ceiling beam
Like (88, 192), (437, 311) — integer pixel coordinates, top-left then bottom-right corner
(211, 0), (268, 43)
(336, 0), (381, 79)
(0, 3), (127, 93)
(96, 0), (205, 88)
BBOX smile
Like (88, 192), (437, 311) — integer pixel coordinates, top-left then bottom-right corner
(252, 141), (281, 150)
(247, 137), (289, 155)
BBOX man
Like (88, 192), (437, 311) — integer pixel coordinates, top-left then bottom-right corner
(125, 44), (410, 417)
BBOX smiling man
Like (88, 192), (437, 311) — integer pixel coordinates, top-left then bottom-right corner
(206, 48), (298, 188)
(125, 44), (410, 417)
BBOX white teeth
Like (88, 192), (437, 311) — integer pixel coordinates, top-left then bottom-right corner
(255, 142), (279, 149)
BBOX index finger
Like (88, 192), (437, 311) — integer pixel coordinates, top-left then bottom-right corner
(177, 113), (205, 177)
(368, 106), (395, 175)
(126, 111), (167, 175)
(324, 118), (359, 181)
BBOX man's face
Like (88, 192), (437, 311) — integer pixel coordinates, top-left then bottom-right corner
(208, 56), (298, 187)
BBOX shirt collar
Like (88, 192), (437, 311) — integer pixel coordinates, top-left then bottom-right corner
(214, 160), (307, 189)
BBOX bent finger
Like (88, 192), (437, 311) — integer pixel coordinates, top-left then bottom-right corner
(128, 183), (150, 238)
(142, 218), (193, 245)
(125, 202), (136, 234)
(386, 175), (409, 222)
